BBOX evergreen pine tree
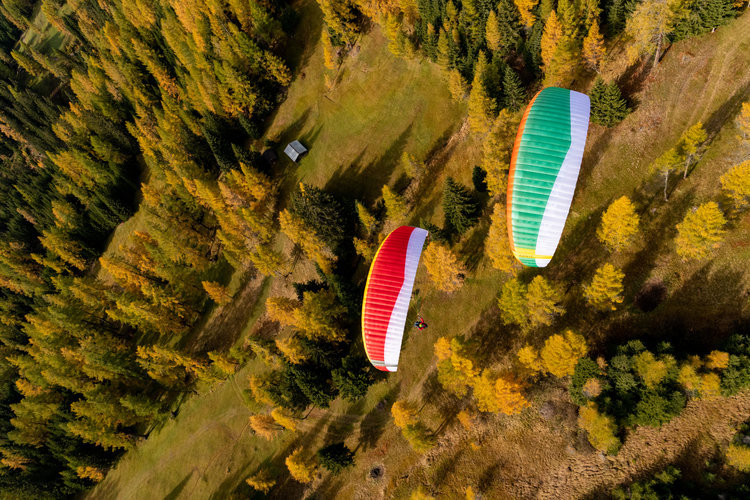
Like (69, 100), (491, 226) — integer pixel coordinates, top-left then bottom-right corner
(442, 177), (479, 235)
(590, 78), (629, 127)
(317, 442), (355, 474)
(502, 66), (525, 112)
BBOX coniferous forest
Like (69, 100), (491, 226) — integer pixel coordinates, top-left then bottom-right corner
(0, 0), (749, 497)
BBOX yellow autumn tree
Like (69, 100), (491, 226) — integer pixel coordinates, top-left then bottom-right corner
(526, 276), (565, 328)
(515, 0), (540, 28)
(597, 196), (640, 252)
(481, 109), (519, 197)
(249, 414), (280, 440)
(720, 160), (750, 209)
(473, 370), (529, 414)
(485, 10), (502, 52)
(436, 336), (478, 396)
(485, 203), (513, 273)
(699, 373), (721, 398)
(271, 407), (298, 431)
(467, 51), (495, 133)
(736, 101), (750, 141)
(493, 375), (530, 415)
(633, 351), (675, 388)
(517, 344), (543, 374)
(582, 19), (605, 71)
(540, 330), (587, 378)
(391, 400), (418, 428)
(726, 444), (750, 472)
(678, 122), (707, 178)
(541, 11), (563, 69)
(248, 374), (275, 406)
(583, 263), (625, 311)
(322, 30), (337, 70)
(498, 279), (528, 332)
(201, 281), (233, 305)
(448, 68), (468, 102)
(265, 296), (301, 327)
(675, 202), (726, 261)
(624, 0), (686, 67)
(422, 241), (465, 292)
(706, 350), (729, 370)
(578, 403), (621, 453)
(246, 468), (276, 493)
(275, 336), (309, 364)
(382, 184), (408, 224)
(279, 209), (336, 273)
(285, 447), (317, 483)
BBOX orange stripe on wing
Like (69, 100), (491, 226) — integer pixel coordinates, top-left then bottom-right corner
(506, 90), (542, 254)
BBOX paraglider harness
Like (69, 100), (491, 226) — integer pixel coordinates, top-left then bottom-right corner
(414, 315), (428, 330)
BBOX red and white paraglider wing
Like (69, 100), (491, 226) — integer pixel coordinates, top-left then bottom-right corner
(362, 226), (428, 372)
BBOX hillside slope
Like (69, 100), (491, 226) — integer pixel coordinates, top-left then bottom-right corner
(90, 8), (750, 500)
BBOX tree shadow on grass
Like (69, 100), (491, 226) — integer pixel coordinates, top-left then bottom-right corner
(163, 471), (194, 500)
(606, 263), (746, 353)
(577, 125), (616, 196)
(282, 0), (324, 74)
(324, 122), (413, 202)
(356, 385), (399, 452)
(703, 80), (750, 141)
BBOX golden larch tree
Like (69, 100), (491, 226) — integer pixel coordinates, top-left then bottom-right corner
(285, 447), (317, 483)
(624, 0), (686, 67)
(246, 468), (276, 493)
(540, 11), (563, 69)
(467, 51), (496, 133)
(633, 351), (675, 388)
(736, 101), (750, 141)
(485, 203), (514, 273)
(726, 444), (750, 472)
(706, 350), (729, 370)
(382, 184), (408, 224)
(526, 275), (565, 328)
(485, 10), (502, 52)
(201, 281), (232, 305)
(540, 330), (587, 377)
(678, 122), (707, 178)
(651, 147), (682, 201)
(597, 196), (640, 252)
(493, 375), (530, 415)
(249, 414), (279, 440)
(720, 160), (750, 209)
(578, 403), (621, 453)
(275, 336), (309, 364)
(583, 263), (625, 311)
(448, 68), (468, 102)
(515, 0), (540, 28)
(498, 278), (529, 329)
(675, 202), (726, 260)
(391, 400), (418, 428)
(271, 407), (299, 431)
(517, 344), (543, 374)
(582, 19), (605, 71)
(279, 209), (336, 273)
(482, 109), (519, 196)
(422, 242), (465, 292)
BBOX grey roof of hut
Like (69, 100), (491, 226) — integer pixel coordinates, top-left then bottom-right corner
(284, 140), (308, 162)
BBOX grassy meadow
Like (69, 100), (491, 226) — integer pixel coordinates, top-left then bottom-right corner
(90, 4), (750, 499)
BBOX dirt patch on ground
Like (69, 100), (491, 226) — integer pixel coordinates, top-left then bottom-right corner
(535, 390), (750, 499)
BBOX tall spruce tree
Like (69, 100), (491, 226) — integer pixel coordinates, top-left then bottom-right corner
(442, 177), (479, 235)
(590, 78), (629, 127)
(502, 66), (525, 112)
